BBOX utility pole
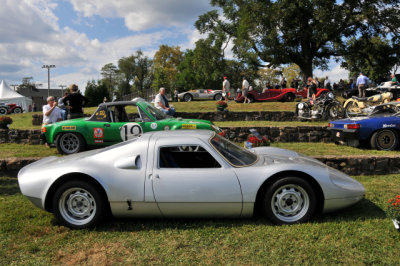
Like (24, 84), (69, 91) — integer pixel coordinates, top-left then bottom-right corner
(58, 84), (66, 97)
(42, 65), (56, 97)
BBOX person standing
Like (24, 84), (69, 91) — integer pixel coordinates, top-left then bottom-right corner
(242, 77), (250, 104)
(280, 77), (287, 89)
(155, 87), (175, 116)
(356, 72), (369, 98)
(324, 76), (331, 90)
(63, 84), (88, 119)
(42, 96), (62, 125)
(391, 74), (397, 85)
(174, 89), (179, 102)
(222, 76), (230, 102)
(58, 92), (69, 120)
(307, 77), (317, 102)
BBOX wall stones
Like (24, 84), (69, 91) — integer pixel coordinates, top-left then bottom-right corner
(0, 129), (42, 145)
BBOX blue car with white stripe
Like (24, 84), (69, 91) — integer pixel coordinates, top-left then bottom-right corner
(328, 102), (400, 150)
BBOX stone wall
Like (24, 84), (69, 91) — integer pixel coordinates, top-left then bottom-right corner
(2, 156), (399, 176)
(0, 129), (42, 145)
(32, 111), (297, 125)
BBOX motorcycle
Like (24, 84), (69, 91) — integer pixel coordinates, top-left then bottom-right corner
(343, 91), (393, 117)
(295, 91), (344, 120)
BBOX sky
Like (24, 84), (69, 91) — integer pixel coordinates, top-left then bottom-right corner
(0, 0), (348, 93)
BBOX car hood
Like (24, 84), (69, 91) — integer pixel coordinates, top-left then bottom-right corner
(162, 117), (212, 125)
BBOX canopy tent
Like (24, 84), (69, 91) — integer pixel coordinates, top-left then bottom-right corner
(0, 80), (32, 112)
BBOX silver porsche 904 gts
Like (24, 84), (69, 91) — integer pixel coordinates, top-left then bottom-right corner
(18, 130), (365, 229)
(178, 89), (223, 102)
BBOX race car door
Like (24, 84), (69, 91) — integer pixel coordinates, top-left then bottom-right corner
(150, 138), (243, 217)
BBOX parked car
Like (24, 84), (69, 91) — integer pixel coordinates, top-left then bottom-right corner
(42, 98), (223, 155)
(18, 130), (365, 229)
(0, 102), (23, 114)
(235, 87), (329, 103)
(178, 89), (223, 102)
(328, 102), (400, 150)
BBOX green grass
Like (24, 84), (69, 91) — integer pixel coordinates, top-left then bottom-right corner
(1, 142), (398, 159)
(0, 174), (399, 264)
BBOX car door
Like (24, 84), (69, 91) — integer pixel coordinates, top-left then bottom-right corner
(150, 138), (243, 217)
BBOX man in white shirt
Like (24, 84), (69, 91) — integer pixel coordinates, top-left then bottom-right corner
(222, 76), (230, 102)
(154, 87), (175, 116)
(242, 77), (250, 104)
(43, 96), (62, 125)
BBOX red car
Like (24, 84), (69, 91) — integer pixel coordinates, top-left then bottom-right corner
(235, 87), (329, 103)
(0, 102), (23, 115)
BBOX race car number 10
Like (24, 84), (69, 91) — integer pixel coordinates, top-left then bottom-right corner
(120, 123), (143, 141)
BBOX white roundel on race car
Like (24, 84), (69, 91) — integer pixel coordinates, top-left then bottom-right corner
(120, 123), (143, 141)
(150, 123), (158, 129)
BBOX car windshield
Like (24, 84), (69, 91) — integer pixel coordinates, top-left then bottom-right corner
(210, 134), (258, 167)
(140, 102), (169, 121)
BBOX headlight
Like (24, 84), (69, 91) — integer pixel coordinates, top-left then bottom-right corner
(328, 92), (334, 99)
(297, 102), (304, 109)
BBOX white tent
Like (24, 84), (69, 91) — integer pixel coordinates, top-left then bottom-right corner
(0, 80), (33, 112)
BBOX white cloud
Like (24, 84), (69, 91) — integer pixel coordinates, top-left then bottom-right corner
(314, 64), (349, 83)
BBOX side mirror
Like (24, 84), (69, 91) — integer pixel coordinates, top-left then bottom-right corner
(114, 155), (141, 169)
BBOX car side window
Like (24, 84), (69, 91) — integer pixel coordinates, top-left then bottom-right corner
(159, 146), (221, 168)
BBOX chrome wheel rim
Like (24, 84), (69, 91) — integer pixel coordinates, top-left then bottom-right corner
(377, 130), (396, 150)
(271, 184), (309, 222)
(60, 133), (80, 154)
(184, 94), (192, 101)
(59, 187), (96, 226)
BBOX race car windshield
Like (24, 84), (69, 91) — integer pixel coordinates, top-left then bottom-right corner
(210, 134), (258, 167)
(143, 103), (169, 121)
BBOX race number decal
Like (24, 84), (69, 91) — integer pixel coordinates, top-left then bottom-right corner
(120, 123), (143, 141)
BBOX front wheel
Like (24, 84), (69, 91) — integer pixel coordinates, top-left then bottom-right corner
(344, 101), (361, 117)
(53, 180), (107, 229)
(56, 132), (86, 154)
(0, 107), (7, 115)
(370, 129), (399, 151)
(325, 103), (345, 120)
(263, 177), (316, 225)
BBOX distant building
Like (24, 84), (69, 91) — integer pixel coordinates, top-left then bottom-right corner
(17, 87), (65, 108)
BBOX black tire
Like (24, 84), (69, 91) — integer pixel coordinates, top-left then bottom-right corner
(0, 107), (7, 115)
(344, 101), (361, 118)
(284, 93), (295, 102)
(13, 107), (23, 114)
(214, 94), (223, 101)
(263, 176), (316, 225)
(183, 93), (193, 102)
(247, 94), (255, 103)
(370, 129), (399, 151)
(325, 103), (345, 120)
(56, 132), (86, 155)
(53, 180), (107, 229)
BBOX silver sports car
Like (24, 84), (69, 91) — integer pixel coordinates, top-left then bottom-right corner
(178, 89), (223, 102)
(18, 130), (365, 229)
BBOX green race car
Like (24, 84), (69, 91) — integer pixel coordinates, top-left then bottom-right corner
(42, 98), (223, 154)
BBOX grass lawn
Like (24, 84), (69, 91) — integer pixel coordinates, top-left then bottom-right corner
(0, 174), (399, 264)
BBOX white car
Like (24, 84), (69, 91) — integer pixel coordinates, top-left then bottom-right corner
(18, 130), (365, 229)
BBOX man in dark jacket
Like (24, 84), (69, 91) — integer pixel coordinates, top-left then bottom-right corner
(63, 84), (88, 119)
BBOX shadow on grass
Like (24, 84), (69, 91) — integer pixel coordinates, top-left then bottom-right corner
(56, 198), (385, 232)
(0, 176), (21, 195)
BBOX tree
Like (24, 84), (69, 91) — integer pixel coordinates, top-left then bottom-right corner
(100, 63), (119, 97)
(84, 80), (110, 107)
(282, 64), (302, 85)
(341, 36), (399, 81)
(258, 67), (280, 87)
(152, 45), (183, 94)
(196, 0), (400, 79)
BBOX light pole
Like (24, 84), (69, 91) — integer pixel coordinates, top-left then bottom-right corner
(42, 65), (56, 97)
(58, 84), (66, 97)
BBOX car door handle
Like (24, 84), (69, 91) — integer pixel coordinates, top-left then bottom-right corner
(104, 124), (110, 127)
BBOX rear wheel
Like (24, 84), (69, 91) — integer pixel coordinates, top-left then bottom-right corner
(263, 177), (316, 225)
(56, 132), (86, 154)
(13, 107), (23, 113)
(284, 93), (295, 102)
(326, 103), (344, 120)
(0, 107), (7, 115)
(183, 93), (193, 102)
(214, 94), (223, 101)
(53, 180), (107, 229)
(370, 129), (399, 150)
(345, 101), (361, 117)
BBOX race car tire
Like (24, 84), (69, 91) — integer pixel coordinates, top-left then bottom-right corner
(56, 132), (86, 155)
(263, 176), (316, 225)
(370, 129), (399, 151)
(183, 93), (193, 102)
